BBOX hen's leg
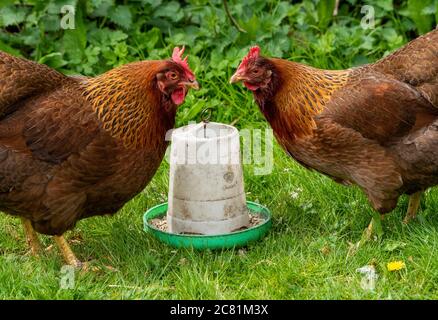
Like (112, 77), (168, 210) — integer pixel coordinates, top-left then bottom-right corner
(54, 235), (83, 269)
(362, 212), (384, 242)
(21, 218), (42, 256)
(403, 191), (422, 224)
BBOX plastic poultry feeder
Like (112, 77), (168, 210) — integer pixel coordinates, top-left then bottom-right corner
(168, 122), (249, 235)
(144, 120), (272, 249)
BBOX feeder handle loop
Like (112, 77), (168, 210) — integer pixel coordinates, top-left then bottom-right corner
(200, 108), (212, 124)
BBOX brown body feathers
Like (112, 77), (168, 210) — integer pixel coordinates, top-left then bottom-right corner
(0, 51), (184, 235)
(237, 29), (438, 214)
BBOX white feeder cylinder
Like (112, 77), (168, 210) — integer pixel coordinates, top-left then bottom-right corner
(167, 122), (250, 235)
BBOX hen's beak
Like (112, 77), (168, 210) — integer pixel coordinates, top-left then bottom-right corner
(229, 72), (246, 84)
(182, 80), (200, 90)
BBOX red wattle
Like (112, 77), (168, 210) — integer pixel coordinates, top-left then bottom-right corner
(243, 81), (259, 91)
(171, 88), (186, 105)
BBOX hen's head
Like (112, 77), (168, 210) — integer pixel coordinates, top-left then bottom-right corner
(230, 46), (274, 92)
(84, 46), (199, 149)
(156, 46), (199, 105)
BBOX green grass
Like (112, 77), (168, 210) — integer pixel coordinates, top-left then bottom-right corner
(1, 0), (438, 299)
(1, 137), (438, 299)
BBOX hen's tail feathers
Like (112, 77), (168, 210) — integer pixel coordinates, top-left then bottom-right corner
(371, 29), (438, 108)
(0, 51), (67, 120)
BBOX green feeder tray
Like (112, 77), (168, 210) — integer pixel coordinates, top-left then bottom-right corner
(143, 201), (272, 250)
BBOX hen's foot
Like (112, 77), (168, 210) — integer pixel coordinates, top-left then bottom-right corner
(362, 219), (375, 242)
(21, 218), (42, 256)
(360, 212), (384, 244)
(54, 235), (87, 270)
(403, 191), (422, 224)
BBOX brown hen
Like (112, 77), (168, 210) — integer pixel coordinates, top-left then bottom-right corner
(231, 29), (438, 235)
(0, 47), (198, 267)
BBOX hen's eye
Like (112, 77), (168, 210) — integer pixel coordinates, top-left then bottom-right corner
(252, 69), (260, 74)
(169, 72), (178, 80)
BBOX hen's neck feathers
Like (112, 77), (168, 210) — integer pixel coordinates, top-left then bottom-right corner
(256, 59), (349, 142)
(83, 61), (175, 149)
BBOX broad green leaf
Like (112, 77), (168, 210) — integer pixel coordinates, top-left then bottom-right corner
(47, 0), (77, 14)
(108, 30), (128, 44)
(38, 52), (67, 69)
(25, 0), (49, 13)
(316, 0), (335, 30)
(422, 3), (436, 15)
(407, 0), (434, 34)
(0, 6), (27, 27)
(181, 99), (206, 122)
(375, 0), (393, 12)
(271, 1), (290, 27)
(43, 14), (61, 32)
(141, 0), (162, 8)
(381, 28), (398, 42)
(153, 1), (183, 22)
(0, 0), (15, 9)
(359, 35), (375, 50)
(87, 27), (127, 46)
(89, 0), (107, 10)
(352, 55), (369, 66)
(108, 5), (132, 29)
(144, 27), (161, 52)
(91, 0), (114, 17)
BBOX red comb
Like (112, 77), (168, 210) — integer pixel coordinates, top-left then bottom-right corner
(237, 46), (260, 71)
(172, 46), (195, 80)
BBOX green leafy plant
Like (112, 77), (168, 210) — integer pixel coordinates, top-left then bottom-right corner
(0, 0), (436, 122)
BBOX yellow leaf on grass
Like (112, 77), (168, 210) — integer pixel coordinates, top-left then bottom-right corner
(387, 261), (405, 272)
